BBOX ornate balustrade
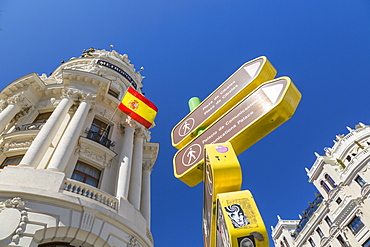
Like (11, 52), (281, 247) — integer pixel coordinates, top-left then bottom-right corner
(63, 178), (118, 210)
(85, 129), (114, 149)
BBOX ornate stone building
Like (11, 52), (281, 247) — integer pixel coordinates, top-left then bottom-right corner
(272, 123), (370, 247)
(0, 48), (159, 247)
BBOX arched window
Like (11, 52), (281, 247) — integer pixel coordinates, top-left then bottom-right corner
(280, 240), (285, 247)
(321, 180), (331, 193)
(325, 174), (337, 188)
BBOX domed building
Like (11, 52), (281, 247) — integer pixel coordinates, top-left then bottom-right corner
(272, 123), (370, 247)
(0, 48), (159, 247)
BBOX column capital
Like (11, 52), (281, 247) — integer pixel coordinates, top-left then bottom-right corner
(7, 92), (31, 109)
(122, 117), (139, 129)
(142, 161), (154, 171)
(134, 127), (149, 140)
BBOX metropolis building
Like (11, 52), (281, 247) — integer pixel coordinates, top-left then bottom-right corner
(0, 48), (159, 247)
(272, 123), (370, 247)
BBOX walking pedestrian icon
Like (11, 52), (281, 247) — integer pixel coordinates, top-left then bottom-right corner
(181, 144), (201, 167)
(179, 118), (195, 137)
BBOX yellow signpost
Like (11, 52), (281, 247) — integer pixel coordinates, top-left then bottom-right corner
(216, 190), (269, 247)
(171, 56), (276, 150)
(171, 56), (302, 247)
(174, 77), (302, 187)
(203, 142), (242, 247)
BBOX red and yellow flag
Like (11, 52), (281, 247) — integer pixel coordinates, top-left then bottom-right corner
(118, 87), (158, 129)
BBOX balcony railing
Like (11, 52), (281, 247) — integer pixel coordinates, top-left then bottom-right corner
(14, 122), (45, 132)
(63, 178), (118, 210)
(85, 129), (114, 149)
(292, 193), (323, 238)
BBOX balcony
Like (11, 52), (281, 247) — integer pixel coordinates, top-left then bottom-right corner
(85, 129), (114, 149)
(63, 178), (118, 210)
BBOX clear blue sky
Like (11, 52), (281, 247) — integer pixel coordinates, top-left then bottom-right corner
(1, 1), (370, 246)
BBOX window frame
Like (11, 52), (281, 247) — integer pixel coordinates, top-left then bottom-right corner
(337, 234), (349, 247)
(308, 238), (316, 247)
(71, 160), (102, 188)
(33, 112), (53, 123)
(1, 155), (24, 169)
(325, 174), (337, 188)
(324, 216), (333, 226)
(355, 175), (366, 187)
(348, 216), (365, 235)
(316, 227), (324, 238)
(321, 180), (331, 193)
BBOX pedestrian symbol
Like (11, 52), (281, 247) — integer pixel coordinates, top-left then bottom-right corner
(181, 144), (201, 167)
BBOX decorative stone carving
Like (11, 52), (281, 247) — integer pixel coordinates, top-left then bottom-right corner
(127, 236), (140, 247)
(1, 139), (33, 152)
(0, 197), (28, 245)
(142, 161), (153, 172)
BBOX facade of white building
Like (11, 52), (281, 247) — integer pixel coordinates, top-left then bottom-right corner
(0, 48), (159, 247)
(272, 123), (370, 247)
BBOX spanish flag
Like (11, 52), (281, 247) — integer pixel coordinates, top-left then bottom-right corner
(118, 87), (158, 129)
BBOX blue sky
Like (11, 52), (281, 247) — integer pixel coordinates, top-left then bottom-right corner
(1, 1), (370, 246)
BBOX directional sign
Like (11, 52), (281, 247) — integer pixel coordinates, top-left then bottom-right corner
(203, 142), (242, 247)
(216, 190), (269, 247)
(173, 77), (302, 186)
(171, 56), (276, 150)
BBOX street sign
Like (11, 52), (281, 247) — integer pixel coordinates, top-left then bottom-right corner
(171, 56), (276, 150)
(216, 190), (269, 247)
(203, 142), (242, 247)
(173, 77), (302, 187)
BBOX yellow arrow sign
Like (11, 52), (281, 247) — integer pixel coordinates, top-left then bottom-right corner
(216, 190), (269, 247)
(173, 77), (302, 186)
(171, 56), (276, 149)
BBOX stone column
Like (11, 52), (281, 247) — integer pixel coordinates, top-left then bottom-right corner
(20, 95), (73, 167)
(0, 94), (28, 133)
(140, 161), (153, 227)
(128, 128), (146, 210)
(47, 93), (95, 172)
(116, 121), (136, 199)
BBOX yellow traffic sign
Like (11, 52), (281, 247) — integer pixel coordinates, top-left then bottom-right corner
(216, 190), (269, 247)
(173, 77), (301, 186)
(203, 142), (242, 247)
(171, 56), (276, 149)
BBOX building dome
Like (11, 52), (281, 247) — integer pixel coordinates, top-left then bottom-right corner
(0, 48), (159, 247)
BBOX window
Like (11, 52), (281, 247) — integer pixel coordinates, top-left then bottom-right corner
(1, 156), (23, 169)
(324, 216), (333, 226)
(348, 216), (364, 235)
(321, 181), (331, 193)
(363, 237), (370, 247)
(316, 227), (324, 238)
(325, 174), (337, 188)
(336, 197), (342, 204)
(87, 118), (112, 148)
(108, 88), (119, 99)
(283, 237), (290, 247)
(280, 241), (285, 247)
(337, 235), (349, 247)
(308, 238), (315, 247)
(355, 175), (366, 187)
(33, 112), (52, 123)
(71, 161), (101, 188)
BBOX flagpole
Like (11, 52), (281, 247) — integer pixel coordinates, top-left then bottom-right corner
(99, 91), (126, 143)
